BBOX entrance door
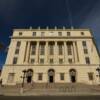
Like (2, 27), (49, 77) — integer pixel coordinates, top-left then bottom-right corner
(48, 69), (55, 83)
(69, 69), (76, 83)
(26, 69), (33, 83)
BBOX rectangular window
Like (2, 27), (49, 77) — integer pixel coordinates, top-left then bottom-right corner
(40, 58), (44, 64)
(15, 49), (19, 55)
(85, 57), (90, 64)
(40, 45), (45, 55)
(88, 72), (94, 81)
(19, 32), (22, 36)
(33, 32), (36, 36)
(31, 59), (35, 64)
(50, 58), (54, 64)
(7, 73), (15, 83)
(49, 45), (54, 55)
(81, 32), (84, 35)
(60, 73), (64, 80)
(82, 41), (87, 47)
(67, 32), (71, 36)
(58, 45), (63, 55)
(13, 57), (18, 64)
(31, 45), (36, 55)
(38, 73), (43, 80)
(84, 49), (88, 54)
(16, 41), (21, 48)
(58, 32), (62, 36)
(68, 58), (72, 64)
(59, 59), (63, 64)
(67, 44), (72, 55)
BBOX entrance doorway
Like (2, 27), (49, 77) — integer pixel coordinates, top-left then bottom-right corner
(69, 69), (76, 83)
(48, 69), (55, 83)
(26, 69), (33, 83)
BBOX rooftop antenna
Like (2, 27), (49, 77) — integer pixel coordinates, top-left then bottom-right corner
(66, 0), (74, 29)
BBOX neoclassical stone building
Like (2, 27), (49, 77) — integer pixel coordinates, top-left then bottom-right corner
(1, 27), (100, 85)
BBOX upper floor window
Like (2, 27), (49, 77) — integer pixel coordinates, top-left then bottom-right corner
(85, 57), (90, 64)
(67, 32), (71, 36)
(16, 41), (21, 48)
(88, 72), (94, 81)
(67, 44), (72, 55)
(81, 32), (84, 35)
(31, 45), (36, 55)
(50, 58), (54, 64)
(40, 44), (45, 55)
(68, 58), (72, 64)
(49, 45), (54, 55)
(84, 49), (88, 54)
(33, 32), (36, 36)
(59, 58), (63, 64)
(15, 48), (19, 55)
(58, 32), (62, 36)
(82, 41), (87, 47)
(13, 57), (18, 64)
(60, 73), (64, 80)
(40, 58), (44, 64)
(58, 45), (63, 55)
(31, 59), (35, 64)
(19, 32), (22, 36)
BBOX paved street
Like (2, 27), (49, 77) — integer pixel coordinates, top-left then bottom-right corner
(0, 96), (100, 100)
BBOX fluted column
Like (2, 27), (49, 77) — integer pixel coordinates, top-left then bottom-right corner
(54, 41), (58, 64)
(35, 41), (39, 64)
(45, 42), (48, 64)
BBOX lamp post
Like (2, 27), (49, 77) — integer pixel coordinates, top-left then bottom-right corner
(96, 67), (100, 83)
(20, 69), (27, 94)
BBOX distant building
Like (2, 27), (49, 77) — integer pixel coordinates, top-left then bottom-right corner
(1, 27), (100, 85)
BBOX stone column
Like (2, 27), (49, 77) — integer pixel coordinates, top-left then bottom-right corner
(45, 42), (48, 64)
(64, 42), (67, 64)
(35, 41), (39, 64)
(54, 41), (58, 64)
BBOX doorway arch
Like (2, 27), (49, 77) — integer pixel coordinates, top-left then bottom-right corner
(48, 69), (55, 83)
(26, 69), (33, 83)
(69, 69), (77, 83)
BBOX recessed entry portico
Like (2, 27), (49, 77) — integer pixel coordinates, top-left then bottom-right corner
(48, 69), (55, 83)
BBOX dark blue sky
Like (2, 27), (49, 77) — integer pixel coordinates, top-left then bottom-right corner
(0, 0), (100, 68)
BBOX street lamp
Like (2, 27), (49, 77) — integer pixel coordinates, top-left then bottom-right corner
(20, 69), (27, 94)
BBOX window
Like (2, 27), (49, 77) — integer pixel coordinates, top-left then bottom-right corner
(13, 57), (18, 64)
(85, 57), (90, 64)
(58, 32), (62, 36)
(50, 58), (54, 64)
(33, 32), (36, 36)
(67, 44), (72, 55)
(88, 72), (94, 81)
(15, 49), (19, 55)
(58, 45), (63, 55)
(41, 32), (45, 37)
(31, 45), (36, 55)
(40, 58), (44, 64)
(82, 41), (87, 47)
(81, 32), (84, 35)
(7, 73), (15, 83)
(16, 41), (21, 47)
(68, 58), (72, 64)
(60, 73), (64, 80)
(49, 45), (54, 55)
(59, 59), (63, 64)
(40, 45), (45, 55)
(31, 59), (35, 64)
(38, 73), (43, 80)
(19, 32), (22, 36)
(84, 49), (88, 54)
(67, 32), (71, 36)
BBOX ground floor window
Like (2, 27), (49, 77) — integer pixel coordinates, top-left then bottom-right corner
(88, 72), (94, 81)
(60, 73), (65, 80)
(7, 73), (15, 83)
(38, 73), (43, 80)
